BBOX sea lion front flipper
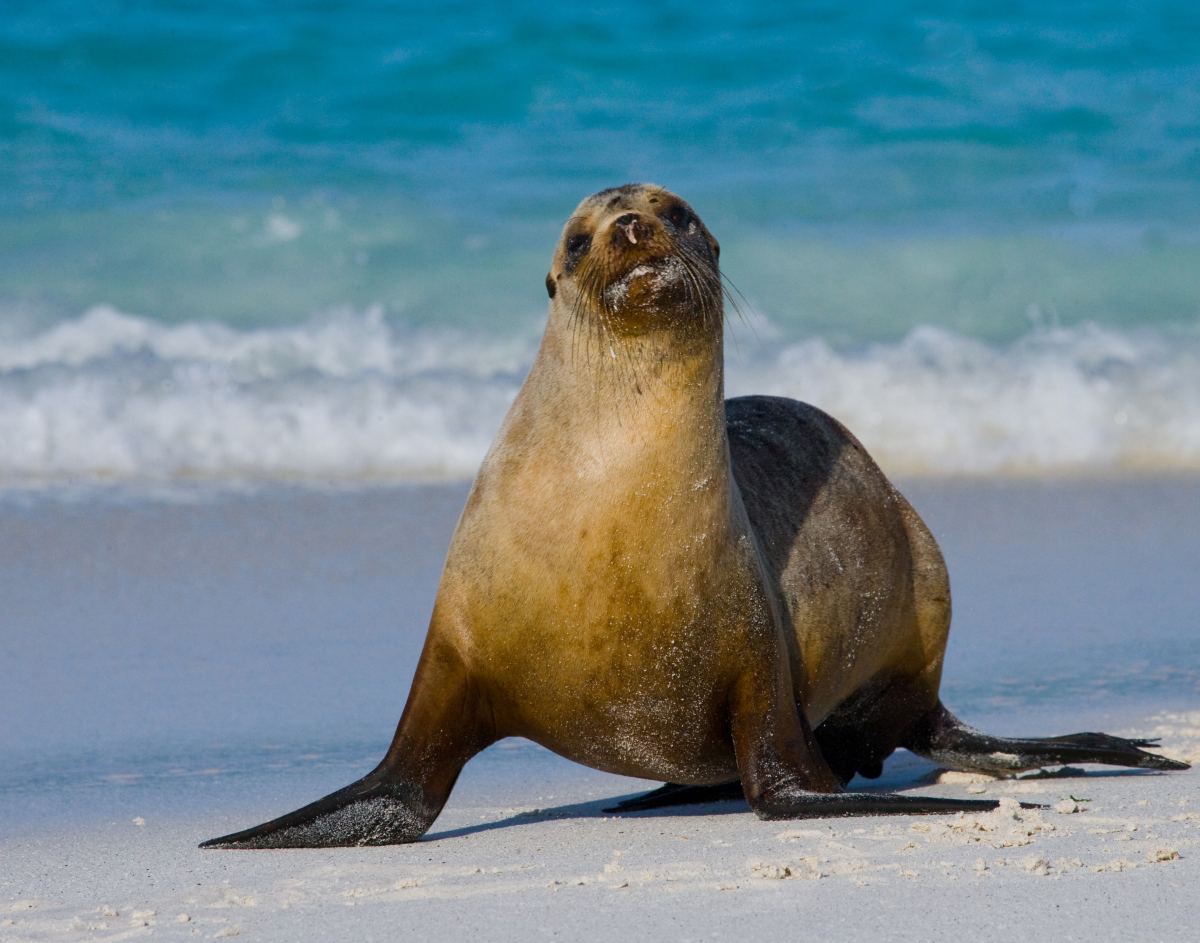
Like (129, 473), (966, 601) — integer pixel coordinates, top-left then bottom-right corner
(199, 774), (438, 849)
(201, 637), (496, 849)
(905, 702), (1190, 775)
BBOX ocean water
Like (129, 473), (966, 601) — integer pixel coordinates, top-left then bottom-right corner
(3, 0), (1200, 481)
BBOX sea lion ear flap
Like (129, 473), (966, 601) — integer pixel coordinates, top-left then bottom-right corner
(546, 273), (557, 299)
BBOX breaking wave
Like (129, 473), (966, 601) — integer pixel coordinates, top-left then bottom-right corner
(727, 322), (1200, 475)
(0, 305), (1198, 483)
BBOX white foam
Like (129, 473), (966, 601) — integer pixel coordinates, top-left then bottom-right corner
(0, 306), (531, 482)
(727, 323), (1200, 475)
(0, 307), (1198, 482)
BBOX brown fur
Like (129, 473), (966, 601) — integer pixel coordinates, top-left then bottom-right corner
(200, 185), (1003, 849)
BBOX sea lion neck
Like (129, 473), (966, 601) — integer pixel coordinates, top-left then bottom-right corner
(463, 306), (734, 566)
(511, 308), (728, 480)
(450, 311), (743, 638)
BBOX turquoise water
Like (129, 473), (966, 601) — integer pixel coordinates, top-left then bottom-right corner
(2, 2), (1200, 479)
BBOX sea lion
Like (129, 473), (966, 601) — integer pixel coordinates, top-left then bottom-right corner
(202, 184), (1186, 848)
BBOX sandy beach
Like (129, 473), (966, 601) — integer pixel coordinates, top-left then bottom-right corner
(3, 734), (1200, 942)
(2, 478), (1198, 941)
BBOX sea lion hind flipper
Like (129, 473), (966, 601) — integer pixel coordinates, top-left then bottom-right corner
(200, 774), (438, 849)
(603, 781), (745, 813)
(905, 702), (1190, 775)
(751, 791), (1016, 821)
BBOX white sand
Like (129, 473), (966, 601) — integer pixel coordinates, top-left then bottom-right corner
(3, 716), (1198, 942)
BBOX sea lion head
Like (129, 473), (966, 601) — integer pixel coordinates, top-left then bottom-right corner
(546, 184), (722, 337)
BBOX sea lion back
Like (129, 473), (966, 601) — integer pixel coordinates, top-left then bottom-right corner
(725, 394), (940, 723)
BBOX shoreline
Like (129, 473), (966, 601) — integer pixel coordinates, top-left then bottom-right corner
(2, 466), (1200, 499)
(2, 473), (1197, 939)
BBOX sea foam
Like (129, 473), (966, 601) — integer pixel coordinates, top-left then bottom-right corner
(727, 322), (1200, 475)
(0, 306), (1198, 483)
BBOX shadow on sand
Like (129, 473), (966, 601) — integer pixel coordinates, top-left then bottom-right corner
(421, 762), (1165, 843)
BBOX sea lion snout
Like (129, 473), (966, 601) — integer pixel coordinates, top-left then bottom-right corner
(594, 207), (672, 267)
(609, 212), (653, 247)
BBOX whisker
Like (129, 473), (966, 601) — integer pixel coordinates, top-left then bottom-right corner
(676, 243), (723, 339)
(719, 273), (757, 340)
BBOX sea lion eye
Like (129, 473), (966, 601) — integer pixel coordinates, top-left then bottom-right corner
(666, 206), (690, 228)
(565, 233), (592, 269)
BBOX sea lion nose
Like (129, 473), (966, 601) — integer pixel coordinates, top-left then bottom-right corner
(611, 213), (652, 247)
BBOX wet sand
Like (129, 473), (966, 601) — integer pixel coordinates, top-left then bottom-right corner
(3, 731), (1199, 942)
(2, 477), (1198, 940)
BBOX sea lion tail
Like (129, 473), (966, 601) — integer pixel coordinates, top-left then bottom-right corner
(199, 773), (438, 849)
